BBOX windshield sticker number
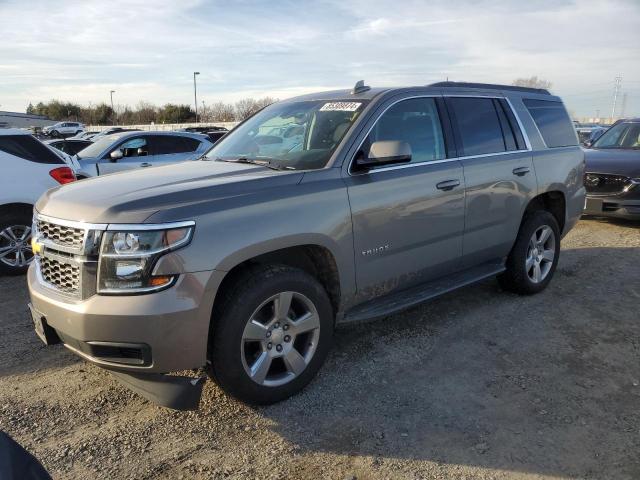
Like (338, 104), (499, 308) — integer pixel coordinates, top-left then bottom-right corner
(320, 102), (362, 112)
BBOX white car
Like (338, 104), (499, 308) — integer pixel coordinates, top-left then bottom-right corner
(42, 121), (85, 138)
(0, 129), (76, 275)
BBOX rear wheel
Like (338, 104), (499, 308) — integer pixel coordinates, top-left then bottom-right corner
(0, 211), (34, 276)
(209, 265), (334, 404)
(50, 130), (59, 138)
(498, 210), (560, 295)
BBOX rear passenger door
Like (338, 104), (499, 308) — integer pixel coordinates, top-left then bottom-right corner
(345, 96), (466, 301)
(148, 135), (202, 166)
(445, 96), (537, 267)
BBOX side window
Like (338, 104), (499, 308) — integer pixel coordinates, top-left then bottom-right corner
(179, 136), (202, 152)
(0, 135), (65, 164)
(523, 99), (577, 148)
(363, 97), (446, 165)
(149, 135), (192, 155)
(448, 97), (506, 156)
(120, 137), (148, 157)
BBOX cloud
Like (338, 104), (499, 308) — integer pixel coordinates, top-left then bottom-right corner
(0, 0), (638, 117)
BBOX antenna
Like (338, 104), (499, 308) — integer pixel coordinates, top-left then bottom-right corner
(351, 80), (371, 95)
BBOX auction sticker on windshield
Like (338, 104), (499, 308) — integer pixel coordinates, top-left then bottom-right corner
(319, 102), (362, 112)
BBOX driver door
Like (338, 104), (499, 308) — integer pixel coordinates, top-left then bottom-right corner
(98, 136), (152, 175)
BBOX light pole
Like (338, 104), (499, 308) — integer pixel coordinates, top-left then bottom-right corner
(110, 90), (116, 125)
(193, 72), (200, 123)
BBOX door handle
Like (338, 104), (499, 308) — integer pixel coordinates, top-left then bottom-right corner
(436, 179), (460, 191)
(140, 162), (152, 167)
(512, 166), (530, 176)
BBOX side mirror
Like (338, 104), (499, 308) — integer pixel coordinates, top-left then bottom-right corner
(110, 149), (123, 162)
(356, 140), (412, 169)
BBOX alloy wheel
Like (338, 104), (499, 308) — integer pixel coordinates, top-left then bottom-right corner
(526, 225), (555, 283)
(241, 291), (321, 387)
(0, 224), (33, 268)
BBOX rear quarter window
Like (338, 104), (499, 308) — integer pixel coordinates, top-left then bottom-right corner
(0, 135), (65, 164)
(523, 99), (577, 148)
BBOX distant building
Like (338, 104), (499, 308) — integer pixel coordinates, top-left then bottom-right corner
(0, 111), (55, 129)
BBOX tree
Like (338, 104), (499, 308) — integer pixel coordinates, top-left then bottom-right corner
(26, 103), (35, 115)
(134, 101), (157, 124)
(234, 97), (277, 121)
(157, 104), (195, 124)
(512, 76), (553, 90)
(208, 101), (236, 122)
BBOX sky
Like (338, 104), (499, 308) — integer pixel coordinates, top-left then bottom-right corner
(1, 0), (639, 119)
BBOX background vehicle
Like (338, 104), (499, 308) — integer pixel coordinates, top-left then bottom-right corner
(0, 129), (75, 275)
(73, 131), (213, 177)
(181, 126), (229, 144)
(70, 131), (100, 140)
(45, 138), (92, 156)
(583, 118), (640, 219)
(28, 82), (584, 409)
(42, 122), (85, 138)
(89, 127), (141, 141)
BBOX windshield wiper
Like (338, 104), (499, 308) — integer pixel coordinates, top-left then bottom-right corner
(214, 157), (293, 171)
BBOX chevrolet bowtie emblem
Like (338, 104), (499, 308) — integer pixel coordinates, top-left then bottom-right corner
(31, 238), (43, 255)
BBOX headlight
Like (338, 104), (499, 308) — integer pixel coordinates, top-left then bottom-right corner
(97, 222), (194, 294)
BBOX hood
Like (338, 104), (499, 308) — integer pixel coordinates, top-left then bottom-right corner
(36, 160), (303, 223)
(584, 148), (640, 178)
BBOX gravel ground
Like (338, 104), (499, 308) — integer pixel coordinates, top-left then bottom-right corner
(1, 218), (639, 480)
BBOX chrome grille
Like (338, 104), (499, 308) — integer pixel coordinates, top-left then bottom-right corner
(36, 219), (85, 248)
(39, 256), (81, 296)
(584, 173), (632, 195)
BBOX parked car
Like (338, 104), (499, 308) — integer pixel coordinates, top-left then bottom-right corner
(181, 126), (229, 144)
(45, 138), (93, 156)
(583, 118), (640, 219)
(42, 122), (85, 138)
(72, 131), (213, 177)
(0, 129), (75, 275)
(27, 81), (584, 409)
(69, 131), (100, 140)
(89, 127), (142, 141)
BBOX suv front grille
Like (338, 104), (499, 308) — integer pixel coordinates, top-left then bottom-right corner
(585, 173), (632, 195)
(36, 219), (85, 249)
(39, 256), (81, 296)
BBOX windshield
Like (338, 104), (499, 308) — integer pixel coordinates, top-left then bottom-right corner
(205, 99), (368, 170)
(76, 135), (123, 159)
(593, 122), (640, 149)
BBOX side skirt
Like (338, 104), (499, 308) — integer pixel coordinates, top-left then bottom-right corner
(340, 260), (505, 324)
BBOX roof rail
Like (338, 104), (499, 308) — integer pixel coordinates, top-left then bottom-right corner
(428, 81), (551, 95)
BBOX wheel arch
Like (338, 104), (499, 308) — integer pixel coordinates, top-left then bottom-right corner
(523, 190), (566, 233)
(0, 202), (34, 217)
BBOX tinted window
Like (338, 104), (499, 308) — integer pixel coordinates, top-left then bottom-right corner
(448, 97), (506, 156)
(181, 136), (202, 152)
(364, 97), (446, 165)
(523, 99), (577, 148)
(0, 135), (65, 164)
(150, 135), (194, 154)
(120, 137), (149, 157)
(593, 122), (640, 149)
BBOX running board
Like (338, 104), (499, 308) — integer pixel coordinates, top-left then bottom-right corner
(342, 261), (505, 324)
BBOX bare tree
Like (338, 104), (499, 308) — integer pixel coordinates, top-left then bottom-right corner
(208, 101), (236, 122)
(512, 76), (553, 90)
(234, 97), (278, 121)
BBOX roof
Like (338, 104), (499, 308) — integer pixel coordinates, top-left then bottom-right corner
(0, 128), (31, 136)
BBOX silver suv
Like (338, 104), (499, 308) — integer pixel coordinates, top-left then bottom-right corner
(42, 122), (85, 138)
(27, 82), (585, 409)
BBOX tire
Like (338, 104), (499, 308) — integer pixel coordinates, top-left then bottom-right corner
(209, 264), (334, 405)
(0, 210), (34, 276)
(50, 130), (59, 138)
(498, 210), (560, 295)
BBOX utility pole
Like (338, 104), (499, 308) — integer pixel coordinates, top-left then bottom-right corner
(193, 72), (200, 123)
(110, 90), (116, 125)
(611, 76), (622, 119)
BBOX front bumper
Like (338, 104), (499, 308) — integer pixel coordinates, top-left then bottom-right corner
(28, 265), (222, 373)
(583, 195), (640, 219)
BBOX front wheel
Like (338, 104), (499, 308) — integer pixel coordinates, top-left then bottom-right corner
(50, 130), (59, 138)
(209, 265), (334, 404)
(0, 211), (34, 276)
(498, 210), (560, 295)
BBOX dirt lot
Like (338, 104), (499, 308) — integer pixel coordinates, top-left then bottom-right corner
(1, 218), (639, 480)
